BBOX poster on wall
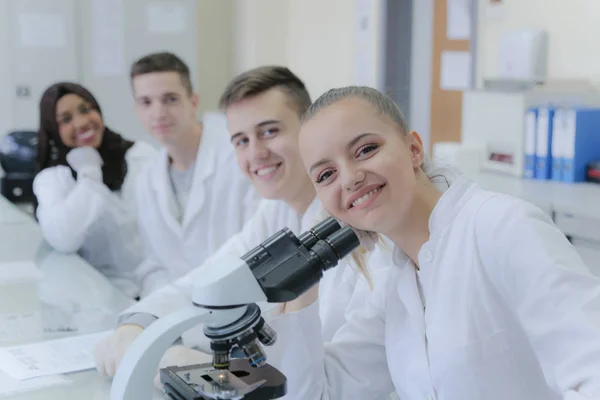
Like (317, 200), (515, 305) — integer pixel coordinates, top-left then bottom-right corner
(90, 0), (125, 77)
(440, 51), (472, 91)
(446, 0), (471, 40)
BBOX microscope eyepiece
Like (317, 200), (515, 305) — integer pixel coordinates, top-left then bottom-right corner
(309, 226), (360, 271)
(324, 226), (361, 263)
(297, 217), (342, 249)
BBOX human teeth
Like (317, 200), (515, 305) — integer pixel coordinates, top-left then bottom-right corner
(79, 130), (95, 140)
(256, 166), (278, 176)
(352, 187), (381, 207)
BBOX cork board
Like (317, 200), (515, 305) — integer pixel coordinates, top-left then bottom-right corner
(430, 0), (471, 151)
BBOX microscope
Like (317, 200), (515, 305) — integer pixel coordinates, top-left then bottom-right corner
(110, 217), (360, 400)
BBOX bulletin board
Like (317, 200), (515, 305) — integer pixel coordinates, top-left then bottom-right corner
(429, 0), (472, 151)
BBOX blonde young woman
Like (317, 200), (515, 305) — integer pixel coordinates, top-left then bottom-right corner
(272, 86), (600, 400)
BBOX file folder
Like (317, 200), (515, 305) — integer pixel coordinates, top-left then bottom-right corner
(524, 108), (538, 179)
(534, 107), (554, 180)
(551, 108), (565, 181)
(562, 107), (600, 183)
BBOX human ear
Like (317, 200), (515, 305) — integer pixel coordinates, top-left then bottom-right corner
(407, 131), (425, 168)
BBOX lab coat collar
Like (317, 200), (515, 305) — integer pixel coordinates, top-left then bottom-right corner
(391, 175), (477, 267)
(428, 175), (477, 237)
(150, 116), (221, 232)
(182, 118), (221, 228)
(152, 149), (182, 234)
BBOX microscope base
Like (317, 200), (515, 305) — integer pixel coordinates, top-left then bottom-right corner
(160, 359), (287, 400)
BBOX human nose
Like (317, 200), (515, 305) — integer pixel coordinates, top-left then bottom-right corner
(249, 139), (269, 160)
(151, 102), (168, 120)
(72, 112), (90, 131)
(341, 164), (365, 191)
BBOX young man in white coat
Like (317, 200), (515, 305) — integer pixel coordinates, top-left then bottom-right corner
(129, 52), (260, 296)
(95, 67), (394, 398)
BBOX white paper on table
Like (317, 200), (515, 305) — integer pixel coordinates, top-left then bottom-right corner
(440, 50), (472, 91)
(91, 0), (125, 76)
(145, 1), (186, 34)
(0, 331), (111, 380)
(0, 371), (71, 397)
(446, 0), (471, 40)
(0, 306), (114, 343)
(18, 13), (66, 48)
(0, 261), (42, 286)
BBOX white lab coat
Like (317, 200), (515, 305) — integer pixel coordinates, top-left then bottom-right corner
(33, 141), (156, 297)
(134, 113), (261, 296)
(272, 176), (600, 400)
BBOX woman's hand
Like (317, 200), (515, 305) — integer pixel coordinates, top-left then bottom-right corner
(66, 146), (103, 181)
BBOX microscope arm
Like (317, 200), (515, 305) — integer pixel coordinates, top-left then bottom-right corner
(110, 306), (211, 400)
(111, 255), (267, 400)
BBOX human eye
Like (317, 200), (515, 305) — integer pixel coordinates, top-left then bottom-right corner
(79, 104), (92, 114)
(262, 127), (279, 137)
(316, 169), (335, 183)
(356, 143), (379, 158)
(138, 98), (151, 107)
(234, 137), (249, 147)
(58, 114), (72, 125)
(165, 95), (179, 104)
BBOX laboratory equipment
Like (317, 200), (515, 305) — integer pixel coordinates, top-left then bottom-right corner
(110, 217), (360, 400)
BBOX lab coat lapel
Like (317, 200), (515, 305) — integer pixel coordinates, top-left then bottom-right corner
(181, 127), (217, 230)
(151, 150), (183, 235)
(393, 247), (427, 331)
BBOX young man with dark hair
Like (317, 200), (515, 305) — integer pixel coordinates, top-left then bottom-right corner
(129, 52), (260, 297)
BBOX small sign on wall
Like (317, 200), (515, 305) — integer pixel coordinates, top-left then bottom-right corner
(15, 86), (31, 99)
(440, 51), (472, 91)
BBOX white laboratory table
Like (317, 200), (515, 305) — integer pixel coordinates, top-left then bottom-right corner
(0, 201), (165, 399)
(0, 196), (35, 225)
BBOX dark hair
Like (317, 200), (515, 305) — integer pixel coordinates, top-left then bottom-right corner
(36, 82), (134, 202)
(130, 52), (193, 95)
(219, 66), (311, 117)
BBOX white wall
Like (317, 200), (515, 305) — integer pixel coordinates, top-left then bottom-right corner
(235, 0), (385, 100)
(0, 0), (79, 138)
(477, 0), (600, 88)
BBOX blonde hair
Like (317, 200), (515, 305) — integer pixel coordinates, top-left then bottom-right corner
(303, 86), (458, 286)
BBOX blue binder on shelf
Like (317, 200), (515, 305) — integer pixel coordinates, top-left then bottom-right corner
(551, 109), (565, 181)
(524, 108), (538, 179)
(561, 107), (600, 183)
(534, 107), (555, 180)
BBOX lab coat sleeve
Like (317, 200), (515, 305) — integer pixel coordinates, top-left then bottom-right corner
(476, 196), (600, 399)
(33, 166), (110, 253)
(267, 279), (392, 400)
(123, 201), (272, 318)
(132, 173), (169, 297)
